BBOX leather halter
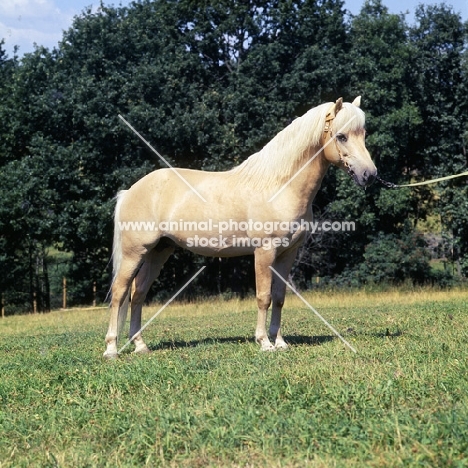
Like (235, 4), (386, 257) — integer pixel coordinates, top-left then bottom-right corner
(323, 103), (343, 158)
(323, 104), (336, 135)
(322, 102), (352, 175)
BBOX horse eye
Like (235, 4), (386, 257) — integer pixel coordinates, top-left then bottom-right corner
(336, 133), (347, 143)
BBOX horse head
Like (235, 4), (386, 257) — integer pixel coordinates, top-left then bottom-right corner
(322, 96), (377, 187)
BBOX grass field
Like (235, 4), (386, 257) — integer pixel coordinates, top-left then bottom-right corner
(0, 288), (467, 467)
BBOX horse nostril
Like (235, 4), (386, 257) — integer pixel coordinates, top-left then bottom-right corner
(364, 171), (376, 186)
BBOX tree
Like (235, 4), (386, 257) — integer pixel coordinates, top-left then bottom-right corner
(0, 0), (353, 310)
(293, 0), (468, 286)
(1, 0), (467, 312)
(409, 4), (468, 276)
(296, 0), (422, 283)
(0, 45), (57, 312)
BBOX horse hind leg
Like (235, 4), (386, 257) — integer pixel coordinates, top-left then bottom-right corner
(104, 255), (144, 359)
(129, 246), (175, 354)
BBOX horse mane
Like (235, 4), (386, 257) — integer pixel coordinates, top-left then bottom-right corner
(230, 101), (366, 190)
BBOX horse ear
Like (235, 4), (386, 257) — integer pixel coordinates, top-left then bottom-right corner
(352, 96), (361, 107)
(335, 97), (343, 114)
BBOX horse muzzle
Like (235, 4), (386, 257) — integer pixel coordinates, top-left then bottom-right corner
(360, 168), (377, 187)
(345, 163), (377, 187)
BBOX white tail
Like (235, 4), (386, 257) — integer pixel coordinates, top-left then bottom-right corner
(112, 190), (130, 337)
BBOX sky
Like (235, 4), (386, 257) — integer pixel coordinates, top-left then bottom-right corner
(1, 0), (467, 58)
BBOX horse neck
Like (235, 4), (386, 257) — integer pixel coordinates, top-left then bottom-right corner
(291, 146), (331, 205)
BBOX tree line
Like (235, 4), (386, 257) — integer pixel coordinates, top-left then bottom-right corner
(0, 0), (467, 314)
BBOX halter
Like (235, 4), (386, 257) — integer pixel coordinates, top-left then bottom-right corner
(323, 102), (352, 175)
(323, 107), (335, 135)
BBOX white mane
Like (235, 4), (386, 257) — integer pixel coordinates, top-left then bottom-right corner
(230, 101), (366, 190)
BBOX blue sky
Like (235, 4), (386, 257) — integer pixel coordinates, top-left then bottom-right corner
(1, 0), (467, 57)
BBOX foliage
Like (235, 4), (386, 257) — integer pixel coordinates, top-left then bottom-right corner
(294, 0), (467, 287)
(0, 0), (467, 312)
(409, 3), (468, 275)
(358, 227), (432, 285)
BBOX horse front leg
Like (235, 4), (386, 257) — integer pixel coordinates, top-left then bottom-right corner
(269, 248), (299, 350)
(254, 247), (276, 351)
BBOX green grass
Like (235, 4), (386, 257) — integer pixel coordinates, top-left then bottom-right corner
(1, 289), (467, 467)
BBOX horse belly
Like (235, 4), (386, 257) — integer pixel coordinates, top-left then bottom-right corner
(173, 234), (255, 257)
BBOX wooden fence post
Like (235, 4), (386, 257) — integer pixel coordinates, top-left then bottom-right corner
(93, 281), (97, 307)
(62, 277), (67, 309)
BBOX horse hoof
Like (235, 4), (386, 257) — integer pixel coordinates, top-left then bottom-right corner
(260, 344), (276, 352)
(133, 345), (151, 354)
(275, 342), (288, 351)
(103, 351), (118, 360)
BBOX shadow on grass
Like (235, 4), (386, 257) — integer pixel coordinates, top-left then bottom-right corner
(148, 334), (335, 351)
(374, 328), (403, 339)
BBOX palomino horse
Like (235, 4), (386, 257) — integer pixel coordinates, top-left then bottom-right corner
(104, 97), (377, 358)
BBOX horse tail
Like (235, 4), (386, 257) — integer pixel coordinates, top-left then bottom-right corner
(112, 190), (130, 337)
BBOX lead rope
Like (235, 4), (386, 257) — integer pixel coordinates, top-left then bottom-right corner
(377, 170), (468, 189)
